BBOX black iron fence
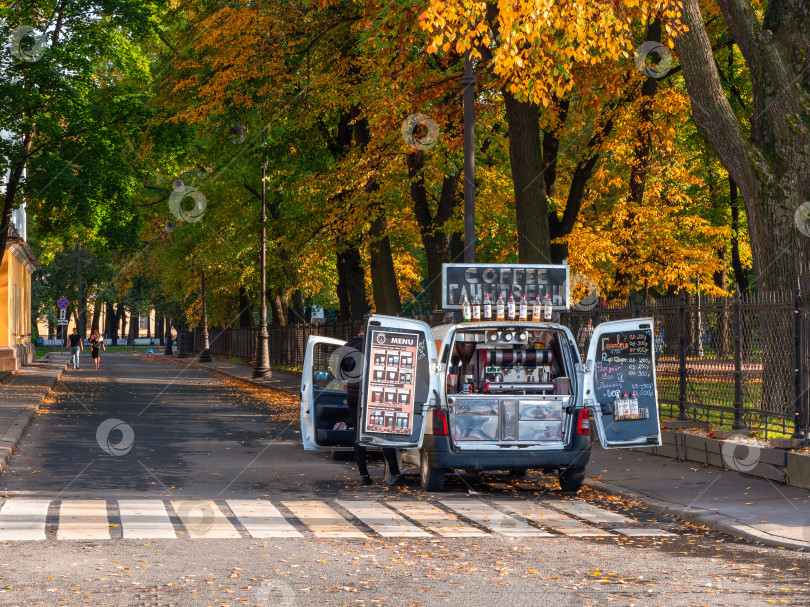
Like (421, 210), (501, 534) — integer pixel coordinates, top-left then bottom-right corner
(563, 291), (807, 438)
(187, 292), (809, 438)
(188, 321), (365, 369)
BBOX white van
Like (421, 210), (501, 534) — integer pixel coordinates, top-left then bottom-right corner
(300, 314), (661, 491)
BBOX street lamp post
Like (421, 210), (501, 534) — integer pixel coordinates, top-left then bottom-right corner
(199, 265), (212, 362)
(177, 316), (188, 358)
(254, 127), (271, 378)
(462, 48), (476, 264)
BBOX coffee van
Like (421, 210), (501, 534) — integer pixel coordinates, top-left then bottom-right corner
(300, 264), (661, 491)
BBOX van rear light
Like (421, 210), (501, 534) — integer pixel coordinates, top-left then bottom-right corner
(432, 409), (450, 436)
(576, 409), (590, 435)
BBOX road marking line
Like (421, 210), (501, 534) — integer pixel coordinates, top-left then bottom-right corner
(494, 501), (613, 536)
(387, 501), (487, 537)
(171, 500), (241, 539)
(612, 527), (676, 536)
(57, 500), (110, 540)
(440, 500), (553, 537)
(544, 500), (633, 523)
(226, 500), (301, 538)
(119, 500), (176, 539)
(283, 501), (365, 537)
(0, 499), (50, 541)
(336, 500), (431, 537)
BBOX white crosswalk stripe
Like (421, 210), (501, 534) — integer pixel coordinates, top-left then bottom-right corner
(337, 500), (431, 537)
(494, 500), (613, 536)
(0, 498), (676, 541)
(283, 500), (365, 538)
(58, 500), (110, 540)
(441, 499), (554, 537)
(545, 500), (632, 524)
(171, 500), (241, 539)
(227, 500), (301, 538)
(119, 500), (176, 539)
(612, 528), (677, 536)
(387, 501), (486, 537)
(0, 499), (50, 541)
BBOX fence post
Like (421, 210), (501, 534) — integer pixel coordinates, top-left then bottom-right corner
(678, 288), (689, 420)
(793, 283), (805, 439)
(732, 289), (745, 429)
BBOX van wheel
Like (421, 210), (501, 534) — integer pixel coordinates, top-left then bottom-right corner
(558, 466), (586, 493)
(420, 449), (445, 491)
(331, 449), (353, 461)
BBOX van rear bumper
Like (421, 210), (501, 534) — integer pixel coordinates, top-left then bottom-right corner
(418, 434), (591, 472)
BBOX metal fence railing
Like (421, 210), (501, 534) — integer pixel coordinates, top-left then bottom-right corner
(562, 291), (808, 439)
(184, 291), (809, 439)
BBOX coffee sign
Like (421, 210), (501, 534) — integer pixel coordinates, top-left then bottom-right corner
(441, 263), (570, 310)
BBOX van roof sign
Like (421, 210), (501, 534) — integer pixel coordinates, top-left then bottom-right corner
(441, 263), (570, 310)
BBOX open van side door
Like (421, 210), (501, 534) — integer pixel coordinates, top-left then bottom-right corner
(301, 336), (348, 451)
(582, 318), (662, 449)
(357, 315), (441, 449)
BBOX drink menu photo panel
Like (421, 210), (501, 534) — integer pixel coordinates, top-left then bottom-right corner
(365, 330), (420, 435)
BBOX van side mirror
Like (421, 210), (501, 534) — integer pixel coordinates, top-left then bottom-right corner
(314, 370), (334, 389)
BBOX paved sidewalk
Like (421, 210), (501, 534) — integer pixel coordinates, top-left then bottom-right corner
(0, 353), (70, 473)
(588, 446), (810, 550)
(152, 354), (810, 551)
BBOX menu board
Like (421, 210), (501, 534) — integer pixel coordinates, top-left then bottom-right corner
(593, 329), (655, 419)
(365, 329), (419, 434)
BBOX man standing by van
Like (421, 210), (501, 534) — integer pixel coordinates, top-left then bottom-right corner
(65, 327), (83, 370)
(344, 326), (405, 486)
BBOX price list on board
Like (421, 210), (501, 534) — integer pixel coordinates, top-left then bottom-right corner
(593, 329), (656, 421)
(365, 330), (419, 434)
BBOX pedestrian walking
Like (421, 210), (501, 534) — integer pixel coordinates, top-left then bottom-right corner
(65, 327), (83, 370)
(343, 326), (405, 486)
(89, 329), (106, 370)
(577, 318), (594, 355)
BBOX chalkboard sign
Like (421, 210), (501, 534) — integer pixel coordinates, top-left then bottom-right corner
(593, 328), (658, 430)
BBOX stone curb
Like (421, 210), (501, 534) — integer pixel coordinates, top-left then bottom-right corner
(162, 357), (300, 396)
(586, 478), (810, 552)
(0, 358), (69, 475)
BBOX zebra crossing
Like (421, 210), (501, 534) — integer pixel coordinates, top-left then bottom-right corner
(0, 497), (676, 541)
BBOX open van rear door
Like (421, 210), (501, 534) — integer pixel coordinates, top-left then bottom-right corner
(583, 318), (662, 449)
(358, 315), (440, 449)
(301, 336), (348, 451)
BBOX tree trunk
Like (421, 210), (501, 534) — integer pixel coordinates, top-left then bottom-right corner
(128, 312), (138, 346)
(91, 304), (101, 333)
(157, 315), (165, 346)
(336, 250), (351, 321)
(502, 90), (551, 263)
(674, 0), (810, 414)
(270, 290), (287, 327)
(238, 284), (254, 327)
(368, 215), (402, 316)
(106, 302), (117, 345)
(0, 134), (32, 268)
(449, 232), (464, 264)
(288, 289), (306, 324)
(118, 304), (127, 341)
(337, 245), (368, 320)
(729, 177), (749, 293)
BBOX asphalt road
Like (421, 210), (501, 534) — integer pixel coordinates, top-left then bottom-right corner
(0, 355), (807, 607)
